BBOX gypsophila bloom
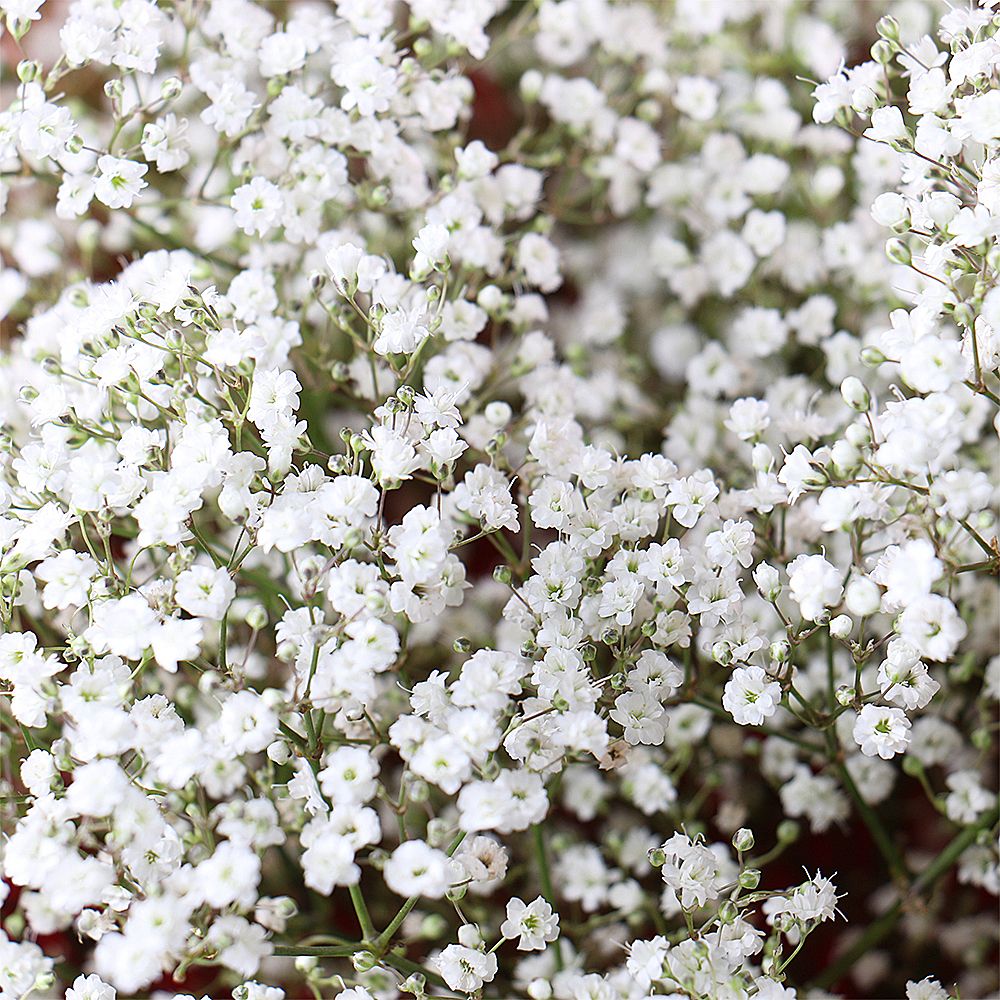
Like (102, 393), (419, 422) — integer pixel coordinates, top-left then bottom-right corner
(0, 1), (996, 997)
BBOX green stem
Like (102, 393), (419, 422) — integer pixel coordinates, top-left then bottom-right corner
(812, 805), (999, 990)
(272, 944), (358, 958)
(832, 738), (909, 887)
(533, 823), (564, 972)
(373, 832), (466, 954)
(349, 883), (376, 942)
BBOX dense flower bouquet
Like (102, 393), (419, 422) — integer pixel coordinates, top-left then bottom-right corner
(0, 0), (997, 998)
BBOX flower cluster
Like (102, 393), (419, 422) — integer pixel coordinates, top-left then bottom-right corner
(0, 0), (997, 998)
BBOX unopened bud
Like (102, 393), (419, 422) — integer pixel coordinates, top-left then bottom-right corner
(777, 819), (800, 844)
(161, 76), (183, 101)
(732, 828), (755, 852)
(829, 614), (853, 639)
(860, 346), (887, 368)
(738, 868), (761, 889)
(17, 59), (41, 83)
(876, 15), (900, 43)
(352, 950), (378, 972)
(840, 376), (871, 412)
(871, 39), (894, 64)
(527, 980), (553, 1000)
(885, 238), (911, 266)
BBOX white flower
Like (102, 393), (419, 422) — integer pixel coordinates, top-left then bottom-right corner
(231, 177), (284, 237)
(94, 155), (148, 209)
(852, 704), (910, 759)
(436, 944), (498, 993)
(722, 666), (782, 726)
(384, 841), (451, 899)
(499, 896), (559, 951)
(787, 554), (843, 622)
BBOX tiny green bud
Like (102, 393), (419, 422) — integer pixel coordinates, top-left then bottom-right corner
(835, 684), (855, 707)
(738, 867), (761, 890)
(245, 604), (268, 631)
(776, 819), (800, 844)
(17, 59), (41, 83)
(712, 640), (732, 666)
(401, 973), (426, 996)
(493, 564), (512, 585)
(352, 950), (378, 972)
(647, 846), (666, 868)
(732, 828), (755, 853)
(876, 15), (900, 43)
(161, 76), (183, 101)
(860, 346), (887, 367)
(885, 237), (912, 266)
(453, 636), (472, 654)
(871, 39), (894, 64)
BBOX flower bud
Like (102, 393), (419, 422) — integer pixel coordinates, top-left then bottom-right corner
(776, 819), (800, 844)
(876, 15), (900, 43)
(732, 828), (755, 852)
(647, 846), (666, 868)
(457, 923), (483, 948)
(493, 565), (512, 585)
(738, 868), (761, 889)
(860, 346), (887, 368)
(161, 76), (183, 101)
(885, 238), (911, 266)
(751, 443), (774, 473)
(352, 950), (378, 972)
(17, 59), (41, 83)
(245, 604), (268, 631)
(266, 740), (291, 765)
(836, 685), (856, 707)
(527, 980), (553, 1000)
(871, 39), (895, 64)
(840, 376), (871, 412)
(520, 69), (544, 102)
(712, 641), (732, 666)
(401, 973), (426, 996)
(717, 899), (739, 924)
(829, 614), (853, 639)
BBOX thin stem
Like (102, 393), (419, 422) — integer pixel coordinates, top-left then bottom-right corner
(349, 883), (376, 942)
(533, 823), (564, 971)
(811, 805), (999, 990)
(373, 831), (467, 954)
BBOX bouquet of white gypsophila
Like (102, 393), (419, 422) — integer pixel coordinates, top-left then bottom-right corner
(0, 0), (997, 998)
